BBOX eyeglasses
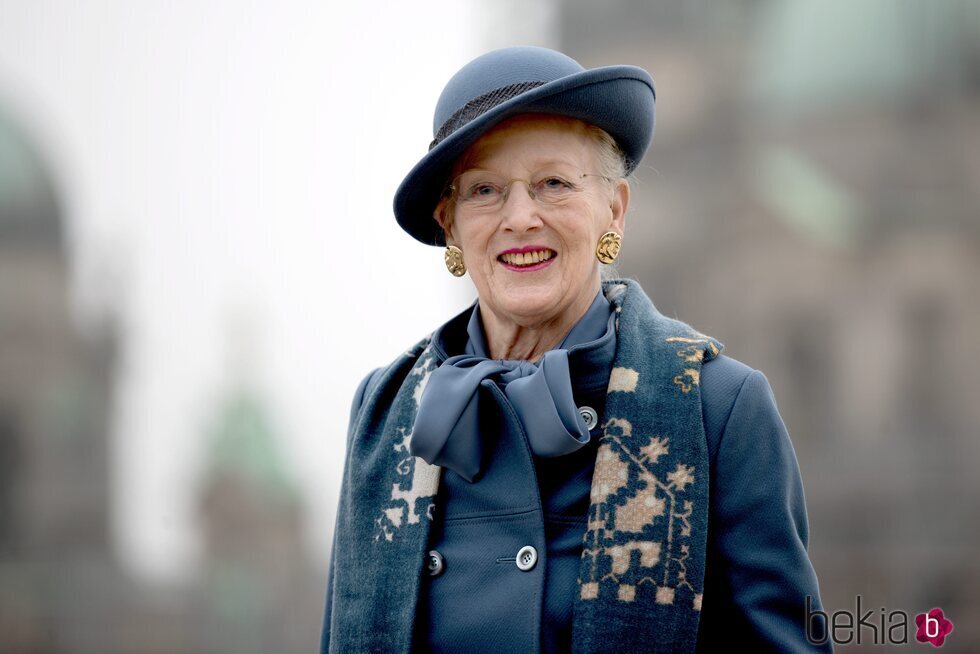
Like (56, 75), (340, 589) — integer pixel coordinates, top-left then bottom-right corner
(447, 168), (612, 213)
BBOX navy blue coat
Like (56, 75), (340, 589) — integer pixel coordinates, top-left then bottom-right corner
(321, 281), (830, 653)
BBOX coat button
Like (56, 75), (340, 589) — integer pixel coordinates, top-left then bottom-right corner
(579, 406), (598, 431)
(515, 545), (537, 572)
(426, 550), (445, 576)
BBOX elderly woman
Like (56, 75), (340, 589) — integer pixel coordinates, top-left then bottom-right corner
(320, 47), (831, 653)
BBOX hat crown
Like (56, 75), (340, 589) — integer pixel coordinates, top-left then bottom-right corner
(433, 46), (585, 136)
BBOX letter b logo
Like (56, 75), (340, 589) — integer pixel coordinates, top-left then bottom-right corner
(915, 607), (953, 647)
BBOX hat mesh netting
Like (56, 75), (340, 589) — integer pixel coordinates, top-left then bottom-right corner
(429, 81), (547, 149)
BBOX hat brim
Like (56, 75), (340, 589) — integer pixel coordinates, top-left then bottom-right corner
(393, 65), (655, 246)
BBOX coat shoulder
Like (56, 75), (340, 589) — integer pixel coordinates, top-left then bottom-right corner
(699, 354), (756, 461)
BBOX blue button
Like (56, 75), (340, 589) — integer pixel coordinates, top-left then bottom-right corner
(427, 550), (445, 576)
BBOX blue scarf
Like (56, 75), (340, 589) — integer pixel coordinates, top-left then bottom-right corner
(410, 290), (616, 482)
(325, 279), (723, 653)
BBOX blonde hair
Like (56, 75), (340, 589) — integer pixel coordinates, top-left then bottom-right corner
(585, 124), (628, 180)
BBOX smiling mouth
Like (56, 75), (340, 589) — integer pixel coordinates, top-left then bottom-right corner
(498, 249), (556, 267)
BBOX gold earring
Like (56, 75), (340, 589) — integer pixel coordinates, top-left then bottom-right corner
(595, 231), (622, 264)
(444, 245), (466, 276)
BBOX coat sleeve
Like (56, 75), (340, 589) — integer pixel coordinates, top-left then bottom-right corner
(319, 367), (383, 654)
(696, 367), (833, 653)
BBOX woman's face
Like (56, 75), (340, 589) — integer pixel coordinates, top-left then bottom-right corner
(435, 114), (629, 329)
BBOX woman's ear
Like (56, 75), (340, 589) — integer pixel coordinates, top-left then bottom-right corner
(607, 178), (629, 236)
(434, 197), (457, 246)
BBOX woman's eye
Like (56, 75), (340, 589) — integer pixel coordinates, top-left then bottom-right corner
(470, 183), (499, 197)
(541, 176), (572, 190)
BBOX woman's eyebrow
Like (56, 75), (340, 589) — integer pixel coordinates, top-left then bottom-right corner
(459, 160), (583, 174)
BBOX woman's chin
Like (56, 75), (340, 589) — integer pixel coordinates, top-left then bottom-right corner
(487, 286), (568, 324)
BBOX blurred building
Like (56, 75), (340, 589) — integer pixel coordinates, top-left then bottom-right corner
(0, 107), (321, 653)
(560, 1), (980, 651)
(192, 384), (321, 654)
(0, 103), (121, 652)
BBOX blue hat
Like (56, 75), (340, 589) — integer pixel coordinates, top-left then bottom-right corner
(393, 46), (656, 246)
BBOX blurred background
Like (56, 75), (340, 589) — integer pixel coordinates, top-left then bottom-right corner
(0, 1), (977, 652)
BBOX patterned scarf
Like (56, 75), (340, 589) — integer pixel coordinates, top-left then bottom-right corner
(326, 279), (722, 653)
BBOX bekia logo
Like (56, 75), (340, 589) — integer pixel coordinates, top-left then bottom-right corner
(806, 596), (954, 647)
(915, 608), (954, 648)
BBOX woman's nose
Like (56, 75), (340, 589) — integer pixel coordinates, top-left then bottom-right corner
(500, 181), (543, 231)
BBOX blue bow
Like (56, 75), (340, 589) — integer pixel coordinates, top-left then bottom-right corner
(410, 290), (615, 482)
(411, 350), (594, 482)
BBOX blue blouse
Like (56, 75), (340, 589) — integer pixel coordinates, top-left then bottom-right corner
(414, 290), (617, 653)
